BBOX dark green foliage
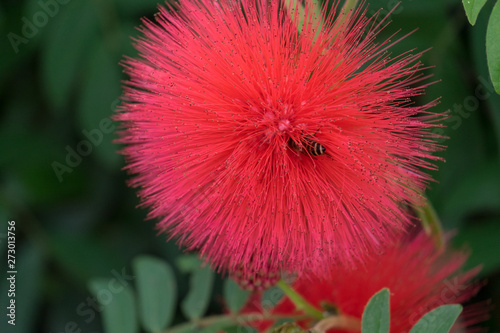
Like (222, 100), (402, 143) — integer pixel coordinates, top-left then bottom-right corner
(0, 0), (499, 332)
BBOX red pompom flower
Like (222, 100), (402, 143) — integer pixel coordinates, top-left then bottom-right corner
(244, 234), (487, 332)
(116, 0), (443, 275)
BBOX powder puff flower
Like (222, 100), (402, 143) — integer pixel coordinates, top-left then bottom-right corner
(116, 0), (444, 275)
(243, 233), (487, 332)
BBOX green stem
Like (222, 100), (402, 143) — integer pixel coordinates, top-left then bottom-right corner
(164, 313), (308, 333)
(277, 279), (323, 320)
(284, 0), (323, 35)
(338, 0), (360, 24)
(415, 197), (445, 250)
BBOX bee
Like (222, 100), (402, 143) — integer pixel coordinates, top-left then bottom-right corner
(304, 137), (326, 156)
(288, 135), (326, 156)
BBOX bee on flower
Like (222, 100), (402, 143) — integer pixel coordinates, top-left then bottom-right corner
(116, 0), (445, 277)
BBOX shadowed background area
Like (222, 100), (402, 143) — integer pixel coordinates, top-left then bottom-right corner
(0, 0), (499, 332)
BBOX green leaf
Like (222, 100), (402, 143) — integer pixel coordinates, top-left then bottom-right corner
(409, 304), (462, 333)
(50, 233), (122, 283)
(224, 279), (251, 313)
(181, 264), (215, 320)
(454, 218), (500, 276)
(487, 0), (500, 93)
(361, 288), (390, 333)
(462, 0), (488, 25)
(133, 256), (176, 332)
(88, 279), (138, 333)
(176, 254), (203, 273)
(262, 286), (284, 309)
(425, 47), (492, 228)
(470, 0), (500, 158)
(0, 120), (84, 203)
(0, 6), (38, 90)
(441, 162), (500, 228)
(77, 40), (122, 170)
(41, 1), (98, 112)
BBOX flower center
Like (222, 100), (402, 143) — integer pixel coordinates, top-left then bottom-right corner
(278, 119), (291, 132)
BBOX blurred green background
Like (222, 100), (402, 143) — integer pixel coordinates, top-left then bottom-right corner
(1, 0), (500, 331)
